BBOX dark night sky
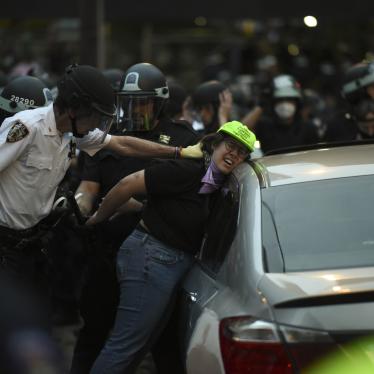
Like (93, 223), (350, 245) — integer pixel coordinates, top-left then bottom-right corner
(2, 0), (373, 21)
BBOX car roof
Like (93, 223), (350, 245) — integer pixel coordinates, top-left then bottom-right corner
(251, 143), (374, 187)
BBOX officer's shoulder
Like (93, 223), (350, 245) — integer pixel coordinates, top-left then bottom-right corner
(170, 119), (199, 136)
(90, 148), (120, 161)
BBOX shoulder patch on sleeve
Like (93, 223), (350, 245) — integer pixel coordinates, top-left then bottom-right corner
(6, 121), (29, 143)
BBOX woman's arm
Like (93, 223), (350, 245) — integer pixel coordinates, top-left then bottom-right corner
(86, 170), (146, 225)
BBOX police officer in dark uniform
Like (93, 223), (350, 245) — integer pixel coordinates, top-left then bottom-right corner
(70, 62), (199, 374)
(324, 61), (374, 142)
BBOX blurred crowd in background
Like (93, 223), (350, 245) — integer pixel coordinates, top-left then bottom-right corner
(1, 12), (374, 374)
(1, 15), (374, 118)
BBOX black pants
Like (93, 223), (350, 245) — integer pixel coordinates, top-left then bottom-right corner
(70, 252), (119, 374)
(0, 234), (49, 295)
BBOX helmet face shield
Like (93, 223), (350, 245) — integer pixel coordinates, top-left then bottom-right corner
(116, 94), (163, 132)
(96, 112), (114, 143)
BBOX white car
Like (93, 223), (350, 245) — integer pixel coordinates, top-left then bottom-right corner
(178, 142), (374, 374)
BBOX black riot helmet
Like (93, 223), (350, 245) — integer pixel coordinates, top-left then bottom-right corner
(56, 64), (116, 139)
(102, 68), (125, 91)
(116, 62), (169, 132)
(192, 80), (226, 109)
(191, 80), (227, 133)
(341, 62), (374, 105)
(0, 76), (53, 124)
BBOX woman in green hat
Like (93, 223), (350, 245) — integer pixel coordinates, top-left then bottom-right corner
(87, 121), (256, 374)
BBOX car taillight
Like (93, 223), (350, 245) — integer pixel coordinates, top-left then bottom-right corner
(219, 316), (334, 374)
(220, 317), (293, 374)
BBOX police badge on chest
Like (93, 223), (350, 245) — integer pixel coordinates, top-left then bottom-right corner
(159, 134), (171, 144)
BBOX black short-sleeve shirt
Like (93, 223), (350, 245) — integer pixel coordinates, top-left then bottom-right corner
(82, 118), (199, 198)
(142, 159), (210, 255)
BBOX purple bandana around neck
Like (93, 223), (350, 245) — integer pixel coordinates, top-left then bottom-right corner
(199, 160), (227, 194)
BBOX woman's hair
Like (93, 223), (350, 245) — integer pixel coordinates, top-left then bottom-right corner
(200, 132), (225, 155)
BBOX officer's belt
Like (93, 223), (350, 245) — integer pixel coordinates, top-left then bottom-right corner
(0, 224), (40, 239)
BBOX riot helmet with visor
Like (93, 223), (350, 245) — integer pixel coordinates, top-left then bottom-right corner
(56, 64), (116, 141)
(116, 63), (169, 132)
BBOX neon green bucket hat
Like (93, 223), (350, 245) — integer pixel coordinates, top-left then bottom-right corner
(217, 121), (257, 152)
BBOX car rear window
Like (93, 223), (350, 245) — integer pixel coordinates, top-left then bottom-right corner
(262, 174), (374, 272)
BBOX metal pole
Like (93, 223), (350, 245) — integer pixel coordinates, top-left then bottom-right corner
(140, 23), (153, 62)
(79, 0), (105, 68)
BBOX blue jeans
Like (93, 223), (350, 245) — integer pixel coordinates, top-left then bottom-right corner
(90, 229), (194, 374)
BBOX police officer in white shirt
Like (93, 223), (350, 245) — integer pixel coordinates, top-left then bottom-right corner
(0, 64), (201, 283)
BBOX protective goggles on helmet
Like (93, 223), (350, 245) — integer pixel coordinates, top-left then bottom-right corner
(115, 95), (163, 132)
(218, 121), (257, 153)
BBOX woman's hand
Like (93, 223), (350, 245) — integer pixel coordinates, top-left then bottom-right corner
(218, 89), (233, 126)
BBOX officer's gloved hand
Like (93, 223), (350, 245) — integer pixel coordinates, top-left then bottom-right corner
(180, 143), (203, 159)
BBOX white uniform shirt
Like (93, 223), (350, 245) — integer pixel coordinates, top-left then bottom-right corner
(0, 104), (111, 229)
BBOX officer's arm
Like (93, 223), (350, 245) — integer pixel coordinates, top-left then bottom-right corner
(105, 135), (203, 159)
(87, 170), (146, 225)
(75, 180), (100, 216)
(106, 135), (177, 158)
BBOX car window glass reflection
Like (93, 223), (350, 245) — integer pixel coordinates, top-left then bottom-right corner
(262, 174), (374, 272)
(200, 175), (240, 273)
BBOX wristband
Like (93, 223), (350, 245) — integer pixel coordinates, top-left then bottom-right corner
(174, 146), (182, 159)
